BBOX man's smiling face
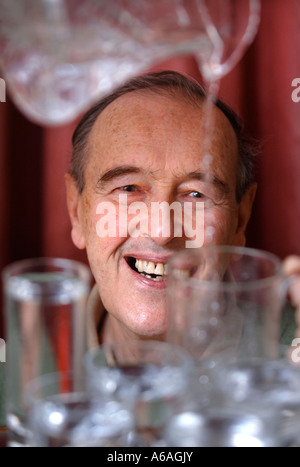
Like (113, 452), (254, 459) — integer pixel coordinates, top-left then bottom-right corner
(66, 90), (255, 341)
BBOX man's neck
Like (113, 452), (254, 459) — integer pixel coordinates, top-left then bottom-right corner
(101, 313), (165, 345)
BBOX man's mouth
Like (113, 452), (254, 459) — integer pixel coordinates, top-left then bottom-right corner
(126, 257), (168, 282)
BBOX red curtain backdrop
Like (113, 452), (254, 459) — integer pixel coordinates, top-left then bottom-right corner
(1, 0), (300, 336)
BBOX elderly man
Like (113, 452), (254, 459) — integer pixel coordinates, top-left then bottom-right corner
(65, 70), (297, 347)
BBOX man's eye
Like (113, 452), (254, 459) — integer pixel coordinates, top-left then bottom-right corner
(120, 185), (137, 192)
(189, 191), (204, 198)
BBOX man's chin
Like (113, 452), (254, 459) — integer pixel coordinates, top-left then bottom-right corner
(103, 305), (168, 343)
(137, 329), (167, 342)
(127, 321), (167, 341)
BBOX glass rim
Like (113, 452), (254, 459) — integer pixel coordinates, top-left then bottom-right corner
(2, 256), (92, 284)
(167, 245), (283, 291)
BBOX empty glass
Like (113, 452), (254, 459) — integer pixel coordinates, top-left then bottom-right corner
(84, 340), (193, 447)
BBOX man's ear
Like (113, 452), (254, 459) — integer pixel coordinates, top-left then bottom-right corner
(234, 183), (257, 246)
(65, 173), (86, 250)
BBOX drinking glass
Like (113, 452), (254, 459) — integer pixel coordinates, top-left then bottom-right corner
(210, 355), (300, 447)
(164, 405), (281, 447)
(166, 245), (288, 363)
(2, 257), (91, 446)
(25, 371), (134, 447)
(165, 245), (296, 446)
(84, 340), (193, 447)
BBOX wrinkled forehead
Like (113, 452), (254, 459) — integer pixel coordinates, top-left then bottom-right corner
(87, 89), (238, 172)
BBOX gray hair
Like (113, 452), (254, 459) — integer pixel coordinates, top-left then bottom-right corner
(70, 70), (258, 203)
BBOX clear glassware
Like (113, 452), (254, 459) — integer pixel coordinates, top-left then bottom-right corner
(196, 0), (261, 83)
(165, 245), (296, 447)
(164, 406), (282, 447)
(210, 356), (300, 447)
(2, 257), (91, 446)
(25, 371), (134, 447)
(166, 245), (290, 362)
(84, 340), (193, 447)
(0, 0), (260, 126)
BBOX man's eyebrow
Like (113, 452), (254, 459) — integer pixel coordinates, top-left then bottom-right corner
(187, 170), (230, 194)
(97, 166), (141, 185)
(96, 166), (230, 193)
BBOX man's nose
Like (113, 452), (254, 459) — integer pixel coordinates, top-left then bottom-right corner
(146, 196), (183, 246)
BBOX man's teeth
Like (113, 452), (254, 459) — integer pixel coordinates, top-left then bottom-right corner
(135, 259), (168, 280)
